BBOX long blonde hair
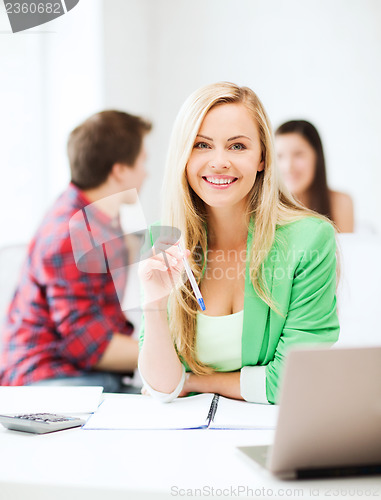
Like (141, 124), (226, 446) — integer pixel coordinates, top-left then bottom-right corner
(161, 82), (329, 375)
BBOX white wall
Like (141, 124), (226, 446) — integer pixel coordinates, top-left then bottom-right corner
(0, 0), (103, 246)
(42, 0), (104, 203)
(0, 5), (46, 245)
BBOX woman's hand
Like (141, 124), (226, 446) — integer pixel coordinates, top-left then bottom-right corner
(180, 372), (244, 400)
(142, 372), (243, 401)
(138, 239), (190, 308)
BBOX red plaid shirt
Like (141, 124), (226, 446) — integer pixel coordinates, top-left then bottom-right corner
(0, 183), (133, 385)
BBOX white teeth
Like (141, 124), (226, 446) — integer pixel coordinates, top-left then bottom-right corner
(205, 177), (235, 185)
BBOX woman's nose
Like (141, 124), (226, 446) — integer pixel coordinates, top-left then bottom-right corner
(209, 150), (231, 169)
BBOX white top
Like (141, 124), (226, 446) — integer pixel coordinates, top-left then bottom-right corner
(195, 310), (243, 371)
(139, 310), (269, 404)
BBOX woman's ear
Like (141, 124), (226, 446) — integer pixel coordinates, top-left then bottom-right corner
(257, 159), (265, 172)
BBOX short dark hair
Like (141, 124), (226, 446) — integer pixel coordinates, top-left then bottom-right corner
(67, 110), (152, 190)
(275, 120), (332, 221)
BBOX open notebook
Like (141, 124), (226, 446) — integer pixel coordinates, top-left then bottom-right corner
(83, 393), (278, 430)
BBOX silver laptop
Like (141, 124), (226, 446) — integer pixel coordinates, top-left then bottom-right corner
(238, 346), (381, 479)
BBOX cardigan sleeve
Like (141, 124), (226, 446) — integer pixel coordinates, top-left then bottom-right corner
(265, 220), (340, 404)
(240, 365), (269, 404)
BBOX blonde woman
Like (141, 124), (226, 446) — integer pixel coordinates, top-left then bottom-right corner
(138, 82), (339, 405)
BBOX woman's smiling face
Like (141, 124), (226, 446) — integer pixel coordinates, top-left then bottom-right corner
(186, 103), (264, 211)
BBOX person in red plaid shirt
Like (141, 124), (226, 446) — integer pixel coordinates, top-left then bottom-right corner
(0, 110), (151, 391)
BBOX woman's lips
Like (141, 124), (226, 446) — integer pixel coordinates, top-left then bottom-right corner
(202, 176), (238, 189)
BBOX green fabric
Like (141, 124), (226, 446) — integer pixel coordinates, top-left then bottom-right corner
(139, 216), (340, 404)
(195, 310), (243, 372)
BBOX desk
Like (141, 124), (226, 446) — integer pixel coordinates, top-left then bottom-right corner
(0, 395), (380, 500)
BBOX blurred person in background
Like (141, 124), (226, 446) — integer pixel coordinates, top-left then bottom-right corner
(0, 110), (151, 391)
(275, 120), (354, 233)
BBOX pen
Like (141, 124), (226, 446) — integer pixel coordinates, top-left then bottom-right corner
(177, 242), (206, 311)
(206, 394), (219, 428)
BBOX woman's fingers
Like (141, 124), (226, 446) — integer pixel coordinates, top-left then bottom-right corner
(139, 241), (192, 285)
(138, 253), (182, 284)
(147, 254), (177, 272)
(141, 257), (167, 272)
(154, 243), (182, 262)
(152, 245), (183, 268)
(152, 238), (192, 265)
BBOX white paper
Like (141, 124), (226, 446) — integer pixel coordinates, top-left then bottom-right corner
(211, 396), (279, 429)
(0, 386), (103, 415)
(84, 393), (214, 430)
(83, 393), (279, 430)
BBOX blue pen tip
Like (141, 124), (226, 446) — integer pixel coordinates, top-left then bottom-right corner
(198, 298), (206, 311)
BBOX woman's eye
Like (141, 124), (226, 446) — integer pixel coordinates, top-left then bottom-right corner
(230, 143), (246, 151)
(194, 142), (210, 149)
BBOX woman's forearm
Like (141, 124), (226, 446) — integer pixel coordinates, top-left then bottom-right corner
(139, 305), (183, 394)
(186, 371), (243, 400)
(138, 242), (189, 394)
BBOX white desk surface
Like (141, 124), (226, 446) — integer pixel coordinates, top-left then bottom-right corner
(0, 394), (380, 500)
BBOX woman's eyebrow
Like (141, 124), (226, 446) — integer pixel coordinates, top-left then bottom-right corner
(196, 134), (252, 142)
(227, 135), (252, 142)
(196, 134), (213, 141)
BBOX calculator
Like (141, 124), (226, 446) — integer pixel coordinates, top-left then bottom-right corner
(0, 413), (85, 434)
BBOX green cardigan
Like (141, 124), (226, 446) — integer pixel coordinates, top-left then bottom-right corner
(139, 216), (340, 404)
